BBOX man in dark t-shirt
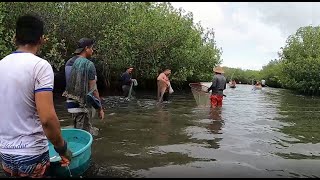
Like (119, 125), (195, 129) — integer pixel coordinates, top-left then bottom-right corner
(207, 66), (226, 108)
(120, 67), (135, 97)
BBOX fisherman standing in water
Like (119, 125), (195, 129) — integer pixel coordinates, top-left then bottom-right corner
(157, 69), (173, 102)
(63, 38), (104, 136)
(120, 66), (138, 98)
(207, 66), (227, 108)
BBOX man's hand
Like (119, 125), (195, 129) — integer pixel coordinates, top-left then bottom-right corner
(98, 109), (105, 120)
(60, 149), (72, 167)
(54, 140), (72, 167)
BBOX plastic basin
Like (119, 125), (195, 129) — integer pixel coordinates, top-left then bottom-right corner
(48, 128), (93, 177)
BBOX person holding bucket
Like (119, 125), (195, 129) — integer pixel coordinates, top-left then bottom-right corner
(0, 15), (72, 178)
(207, 66), (227, 108)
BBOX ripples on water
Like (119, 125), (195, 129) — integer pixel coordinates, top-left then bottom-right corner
(2, 84), (320, 178)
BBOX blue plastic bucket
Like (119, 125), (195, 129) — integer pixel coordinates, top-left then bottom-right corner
(48, 128), (93, 177)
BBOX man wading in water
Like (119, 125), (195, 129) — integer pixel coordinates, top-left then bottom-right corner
(63, 38), (104, 136)
(157, 69), (173, 102)
(0, 15), (72, 178)
(207, 66), (226, 108)
(120, 67), (137, 98)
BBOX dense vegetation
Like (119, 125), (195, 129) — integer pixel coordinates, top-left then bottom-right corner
(223, 67), (260, 85)
(258, 26), (320, 95)
(1, 2), (319, 95)
(0, 2), (222, 91)
(223, 26), (320, 96)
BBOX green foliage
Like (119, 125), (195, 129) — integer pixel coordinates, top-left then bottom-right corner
(259, 59), (283, 88)
(0, 2), (222, 88)
(276, 26), (320, 95)
(223, 67), (261, 84)
(3, 3), (320, 95)
(0, 2), (14, 58)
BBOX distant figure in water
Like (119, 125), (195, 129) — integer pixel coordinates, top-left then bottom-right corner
(157, 69), (173, 103)
(120, 66), (136, 98)
(261, 79), (266, 87)
(254, 81), (262, 90)
(207, 66), (227, 108)
(229, 79), (236, 88)
(253, 80), (257, 85)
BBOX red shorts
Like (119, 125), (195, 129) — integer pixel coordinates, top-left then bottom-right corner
(210, 95), (223, 108)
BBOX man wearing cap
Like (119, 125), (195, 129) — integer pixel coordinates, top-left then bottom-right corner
(120, 67), (136, 98)
(63, 38), (104, 136)
(207, 66), (226, 108)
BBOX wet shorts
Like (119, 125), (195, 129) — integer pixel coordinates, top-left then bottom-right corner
(0, 151), (50, 178)
(210, 94), (224, 108)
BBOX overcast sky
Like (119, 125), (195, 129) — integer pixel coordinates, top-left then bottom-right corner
(170, 2), (319, 70)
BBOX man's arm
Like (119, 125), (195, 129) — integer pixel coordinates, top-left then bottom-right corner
(88, 63), (101, 102)
(35, 91), (64, 148)
(89, 79), (101, 104)
(207, 76), (217, 92)
(158, 74), (169, 86)
(89, 79), (104, 120)
(88, 63), (104, 119)
(34, 61), (66, 150)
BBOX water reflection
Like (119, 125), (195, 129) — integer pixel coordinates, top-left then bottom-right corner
(206, 108), (223, 149)
(271, 90), (320, 160)
(54, 86), (320, 178)
(155, 108), (171, 144)
(3, 85), (320, 178)
(208, 108), (223, 134)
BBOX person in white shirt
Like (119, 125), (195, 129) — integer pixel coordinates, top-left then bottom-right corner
(0, 15), (71, 178)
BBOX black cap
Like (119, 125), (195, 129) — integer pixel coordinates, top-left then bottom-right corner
(74, 38), (94, 54)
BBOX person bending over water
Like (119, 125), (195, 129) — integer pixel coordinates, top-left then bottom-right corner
(157, 69), (172, 102)
(120, 66), (137, 98)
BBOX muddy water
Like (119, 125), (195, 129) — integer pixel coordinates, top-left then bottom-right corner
(2, 84), (320, 178)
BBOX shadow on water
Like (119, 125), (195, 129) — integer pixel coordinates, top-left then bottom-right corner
(2, 85), (320, 178)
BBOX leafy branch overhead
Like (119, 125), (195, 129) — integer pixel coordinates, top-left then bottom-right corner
(0, 2), (222, 86)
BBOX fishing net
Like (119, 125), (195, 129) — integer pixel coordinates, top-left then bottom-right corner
(189, 83), (211, 107)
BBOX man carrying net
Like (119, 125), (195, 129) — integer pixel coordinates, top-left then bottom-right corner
(207, 66), (226, 108)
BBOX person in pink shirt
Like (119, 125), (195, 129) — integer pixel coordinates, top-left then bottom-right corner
(157, 69), (171, 102)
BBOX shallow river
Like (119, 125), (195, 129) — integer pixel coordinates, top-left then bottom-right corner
(2, 84), (320, 178)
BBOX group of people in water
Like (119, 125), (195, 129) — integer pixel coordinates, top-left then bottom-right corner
(0, 14), (262, 178)
(0, 14), (178, 178)
(119, 67), (173, 102)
